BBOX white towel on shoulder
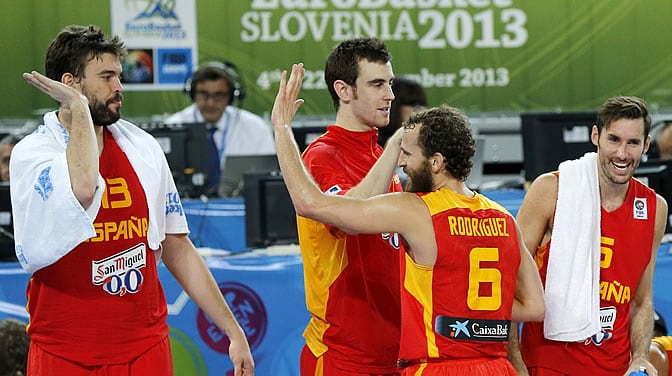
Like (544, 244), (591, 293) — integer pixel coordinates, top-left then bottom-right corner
(11, 111), (187, 274)
(543, 152), (602, 341)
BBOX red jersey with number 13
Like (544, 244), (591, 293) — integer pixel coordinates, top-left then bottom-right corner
(26, 129), (167, 366)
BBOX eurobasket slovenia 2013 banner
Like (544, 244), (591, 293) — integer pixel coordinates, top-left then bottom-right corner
(110, 0), (672, 115)
(230, 0), (672, 115)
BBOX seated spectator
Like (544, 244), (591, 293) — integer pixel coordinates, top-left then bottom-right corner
(166, 61), (275, 197)
(378, 77), (427, 147)
(0, 318), (29, 376)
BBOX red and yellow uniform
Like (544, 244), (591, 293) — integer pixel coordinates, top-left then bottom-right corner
(521, 177), (656, 375)
(27, 129), (170, 374)
(398, 188), (520, 375)
(298, 126), (403, 375)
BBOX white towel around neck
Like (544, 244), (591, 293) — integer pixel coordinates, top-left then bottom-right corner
(11, 111), (187, 274)
(543, 152), (602, 341)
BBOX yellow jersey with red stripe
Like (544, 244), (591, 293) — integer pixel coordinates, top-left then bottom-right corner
(298, 125), (403, 374)
(399, 188), (520, 366)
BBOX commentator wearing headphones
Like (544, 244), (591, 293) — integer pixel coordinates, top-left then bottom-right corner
(166, 61), (275, 196)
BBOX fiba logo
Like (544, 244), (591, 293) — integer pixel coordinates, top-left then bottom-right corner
(633, 197), (648, 220)
(196, 282), (268, 353)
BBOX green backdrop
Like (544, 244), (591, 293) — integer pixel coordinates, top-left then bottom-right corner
(3, 0), (672, 120)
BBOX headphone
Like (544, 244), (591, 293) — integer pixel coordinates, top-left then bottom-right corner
(184, 61), (246, 106)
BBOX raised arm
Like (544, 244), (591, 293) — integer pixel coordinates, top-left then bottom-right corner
(270, 64), (434, 245)
(270, 63), (395, 232)
(346, 126), (403, 199)
(22, 71), (99, 208)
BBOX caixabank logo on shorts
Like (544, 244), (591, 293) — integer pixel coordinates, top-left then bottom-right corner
(196, 282), (268, 353)
(435, 315), (510, 342)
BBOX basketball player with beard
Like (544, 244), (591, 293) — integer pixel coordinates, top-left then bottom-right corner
(14, 25), (254, 375)
(271, 63), (545, 375)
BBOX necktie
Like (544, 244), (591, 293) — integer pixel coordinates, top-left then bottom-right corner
(207, 126), (220, 195)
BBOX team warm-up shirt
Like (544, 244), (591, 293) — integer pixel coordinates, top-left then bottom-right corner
(27, 129), (168, 366)
(298, 125), (404, 374)
(521, 176), (656, 375)
(398, 188), (520, 364)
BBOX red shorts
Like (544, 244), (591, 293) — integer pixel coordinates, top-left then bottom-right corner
(400, 357), (516, 376)
(300, 345), (400, 376)
(27, 336), (173, 376)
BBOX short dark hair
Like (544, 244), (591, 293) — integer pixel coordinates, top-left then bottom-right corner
(186, 63), (240, 104)
(45, 24), (126, 82)
(0, 318), (29, 376)
(324, 37), (391, 110)
(191, 66), (234, 91)
(595, 96), (652, 138)
(406, 106), (475, 182)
